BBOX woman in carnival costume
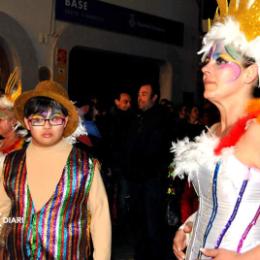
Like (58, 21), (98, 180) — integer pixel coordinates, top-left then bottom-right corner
(0, 68), (26, 159)
(172, 0), (260, 259)
(0, 80), (111, 259)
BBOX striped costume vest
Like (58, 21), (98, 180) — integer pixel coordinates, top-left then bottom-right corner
(3, 146), (94, 259)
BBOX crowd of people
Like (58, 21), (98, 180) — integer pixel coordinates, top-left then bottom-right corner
(0, 72), (218, 260)
(0, 0), (259, 259)
(72, 82), (219, 259)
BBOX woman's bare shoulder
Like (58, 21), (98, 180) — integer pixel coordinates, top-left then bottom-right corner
(235, 120), (260, 168)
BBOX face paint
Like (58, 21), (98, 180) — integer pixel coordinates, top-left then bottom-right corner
(225, 45), (243, 61)
(31, 108), (64, 120)
(206, 42), (242, 82)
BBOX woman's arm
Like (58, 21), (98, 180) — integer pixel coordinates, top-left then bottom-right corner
(173, 212), (197, 259)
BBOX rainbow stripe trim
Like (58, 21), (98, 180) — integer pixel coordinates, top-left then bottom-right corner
(215, 175), (249, 248)
(237, 205), (260, 253)
(202, 160), (221, 247)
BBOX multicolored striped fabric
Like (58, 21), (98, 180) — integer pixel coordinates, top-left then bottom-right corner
(3, 146), (94, 259)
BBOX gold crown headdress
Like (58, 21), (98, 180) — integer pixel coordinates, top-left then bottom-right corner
(214, 0), (260, 41)
(199, 0), (260, 85)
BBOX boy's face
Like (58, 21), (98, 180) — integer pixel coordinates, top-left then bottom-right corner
(24, 108), (68, 147)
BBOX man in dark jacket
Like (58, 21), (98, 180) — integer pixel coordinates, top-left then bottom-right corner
(105, 91), (133, 225)
(125, 82), (172, 260)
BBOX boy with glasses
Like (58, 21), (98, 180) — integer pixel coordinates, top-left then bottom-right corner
(0, 80), (111, 259)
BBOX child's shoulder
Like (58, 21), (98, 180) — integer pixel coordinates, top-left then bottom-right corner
(5, 146), (27, 160)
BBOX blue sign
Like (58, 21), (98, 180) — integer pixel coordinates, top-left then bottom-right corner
(55, 0), (184, 46)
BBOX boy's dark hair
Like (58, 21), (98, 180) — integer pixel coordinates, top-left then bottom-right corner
(24, 96), (68, 117)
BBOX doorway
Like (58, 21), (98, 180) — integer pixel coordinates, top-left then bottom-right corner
(68, 47), (163, 109)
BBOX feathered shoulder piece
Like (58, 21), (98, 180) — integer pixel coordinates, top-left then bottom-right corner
(170, 131), (219, 181)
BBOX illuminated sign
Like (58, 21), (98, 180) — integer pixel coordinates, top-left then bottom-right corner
(55, 0), (184, 46)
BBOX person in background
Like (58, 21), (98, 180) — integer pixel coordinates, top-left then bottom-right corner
(105, 90), (133, 225)
(125, 81), (172, 260)
(0, 80), (111, 259)
(113, 91), (131, 112)
(172, 104), (188, 140)
(172, 0), (260, 259)
(184, 105), (206, 140)
(77, 100), (102, 155)
(201, 100), (220, 127)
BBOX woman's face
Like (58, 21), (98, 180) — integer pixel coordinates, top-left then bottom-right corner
(201, 42), (244, 102)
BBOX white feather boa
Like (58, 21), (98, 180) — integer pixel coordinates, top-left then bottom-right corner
(170, 131), (219, 181)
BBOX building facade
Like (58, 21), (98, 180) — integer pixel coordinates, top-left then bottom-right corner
(0, 0), (200, 104)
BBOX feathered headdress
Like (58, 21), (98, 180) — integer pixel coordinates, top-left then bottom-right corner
(0, 67), (22, 116)
(198, 0), (260, 84)
(0, 67), (28, 140)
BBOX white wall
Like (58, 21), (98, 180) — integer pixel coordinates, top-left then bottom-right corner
(0, 0), (200, 103)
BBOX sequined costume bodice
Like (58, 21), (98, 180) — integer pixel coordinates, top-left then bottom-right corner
(2, 146), (94, 259)
(172, 133), (260, 259)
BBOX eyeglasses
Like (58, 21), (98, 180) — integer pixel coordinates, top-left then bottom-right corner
(29, 116), (66, 126)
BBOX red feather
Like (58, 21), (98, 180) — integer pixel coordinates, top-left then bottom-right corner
(214, 99), (260, 155)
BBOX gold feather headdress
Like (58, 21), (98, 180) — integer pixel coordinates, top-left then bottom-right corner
(0, 67), (22, 117)
(0, 68), (28, 139)
(199, 0), (260, 83)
